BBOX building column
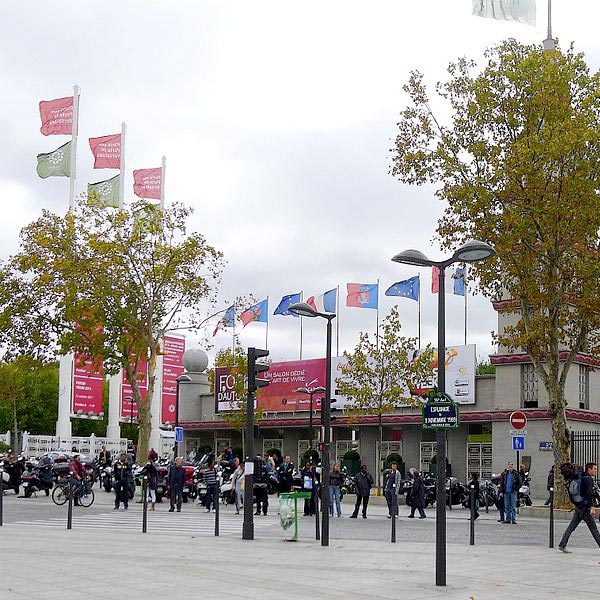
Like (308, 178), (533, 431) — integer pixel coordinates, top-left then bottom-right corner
(55, 354), (73, 438)
(106, 373), (121, 441)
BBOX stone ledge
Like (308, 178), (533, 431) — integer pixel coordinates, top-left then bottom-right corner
(519, 505), (575, 521)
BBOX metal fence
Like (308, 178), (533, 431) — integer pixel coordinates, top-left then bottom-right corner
(571, 430), (600, 481)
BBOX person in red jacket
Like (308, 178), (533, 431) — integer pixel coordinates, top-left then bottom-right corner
(70, 454), (87, 506)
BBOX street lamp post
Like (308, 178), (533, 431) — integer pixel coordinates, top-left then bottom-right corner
(296, 386), (326, 449)
(175, 374), (192, 458)
(392, 240), (495, 587)
(289, 302), (335, 547)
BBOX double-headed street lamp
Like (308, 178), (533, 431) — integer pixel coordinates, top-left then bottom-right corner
(175, 373), (193, 458)
(392, 240), (495, 587)
(289, 302), (335, 547)
(296, 386), (326, 449)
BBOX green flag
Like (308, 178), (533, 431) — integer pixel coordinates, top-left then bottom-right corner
(36, 141), (71, 178)
(87, 175), (120, 208)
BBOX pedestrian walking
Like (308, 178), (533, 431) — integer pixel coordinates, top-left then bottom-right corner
(204, 459), (219, 512)
(254, 457), (269, 515)
(231, 462), (244, 514)
(467, 472), (480, 520)
(113, 453), (132, 511)
(350, 465), (374, 519)
(407, 468), (426, 519)
(301, 461), (317, 516)
(500, 462), (520, 524)
(384, 462), (401, 518)
(168, 457), (185, 512)
(558, 462), (600, 553)
(329, 463), (343, 517)
(141, 460), (158, 510)
(544, 467), (554, 506)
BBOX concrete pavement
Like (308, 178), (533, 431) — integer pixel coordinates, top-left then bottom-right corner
(1, 494), (599, 599)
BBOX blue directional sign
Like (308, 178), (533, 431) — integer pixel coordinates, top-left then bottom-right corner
(175, 426), (184, 443)
(512, 436), (525, 451)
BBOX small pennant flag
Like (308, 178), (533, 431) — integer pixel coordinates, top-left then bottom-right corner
(346, 283), (378, 309)
(133, 167), (161, 199)
(453, 267), (466, 296)
(36, 141), (71, 178)
(274, 293), (302, 317)
(240, 299), (268, 327)
(213, 305), (235, 336)
(88, 175), (120, 208)
(89, 134), (121, 169)
(39, 96), (73, 135)
(385, 276), (419, 301)
(307, 288), (337, 313)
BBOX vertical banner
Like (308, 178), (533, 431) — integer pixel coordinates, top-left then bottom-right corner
(161, 335), (186, 424)
(72, 353), (104, 416)
(120, 360), (148, 421)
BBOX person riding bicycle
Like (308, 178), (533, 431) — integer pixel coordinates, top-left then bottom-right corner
(70, 454), (88, 506)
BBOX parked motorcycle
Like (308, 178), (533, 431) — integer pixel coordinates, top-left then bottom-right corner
(21, 456), (54, 497)
(517, 472), (532, 507)
(1, 457), (25, 494)
(101, 464), (113, 492)
(446, 476), (468, 507)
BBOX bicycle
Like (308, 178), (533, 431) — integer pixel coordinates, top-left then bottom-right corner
(52, 478), (95, 507)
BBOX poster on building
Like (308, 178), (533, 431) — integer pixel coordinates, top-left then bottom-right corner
(161, 335), (186, 424)
(214, 344), (477, 413)
(72, 353), (104, 416)
(120, 359), (148, 422)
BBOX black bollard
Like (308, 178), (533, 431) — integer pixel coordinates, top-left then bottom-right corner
(214, 489), (220, 536)
(142, 477), (148, 534)
(469, 485), (475, 546)
(549, 486), (554, 548)
(67, 480), (73, 530)
(391, 492), (398, 543)
(485, 484), (489, 514)
(0, 466), (4, 526)
(315, 486), (320, 541)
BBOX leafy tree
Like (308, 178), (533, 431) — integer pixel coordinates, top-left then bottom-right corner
(336, 306), (434, 489)
(0, 357), (59, 448)
(8, 200), (224, 462)
(390, 40), (600, 505)
(208, 342), (264, 455)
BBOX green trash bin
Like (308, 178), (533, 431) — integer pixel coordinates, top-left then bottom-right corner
(279, 492), (312, 542)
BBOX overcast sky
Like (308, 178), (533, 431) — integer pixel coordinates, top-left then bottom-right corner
(2, 1), (599, 366)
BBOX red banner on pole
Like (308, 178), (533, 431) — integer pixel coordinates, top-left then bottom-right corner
(89, 133), (121, 169)
(133, 167), (161, 199)
(161, 336), (186, 424)
(72, 353), (103, 416)
(39, 96), (73, 135)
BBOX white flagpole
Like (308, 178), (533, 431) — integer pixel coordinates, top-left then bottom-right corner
(68, 84), (80, 212)
(232, 300), (236, 355)
(464, 265), (468, 346)
(418, 271), (421, 348)
(375, 279), (380, 352)
(300, 291), (303, 360)
(118, 122), (126, 209)
(160, 155), (166, 210)
(543, 0), (555, 50)
(336, 284), (340, 357)
(265, 297), (269, 350)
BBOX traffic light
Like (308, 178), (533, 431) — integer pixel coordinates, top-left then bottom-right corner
(248, 347), (269, 394)
(321, 396), (339, 426)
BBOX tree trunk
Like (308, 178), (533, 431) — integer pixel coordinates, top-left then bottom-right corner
(547, 382), (571, 508)
(136, 348), (157, 465)
(377, 416), (383, 495)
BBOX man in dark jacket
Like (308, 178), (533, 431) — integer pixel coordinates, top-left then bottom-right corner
(278, 455), (295, 493)
(558, 462), (600, 553)
(350, 465), (374, 519)
(407, 468), (427, 518)
(113, 453), (132, 510)
(500, 462), (521, 524)
(168, 457), (186, 512)
(384, 463), (401, 518)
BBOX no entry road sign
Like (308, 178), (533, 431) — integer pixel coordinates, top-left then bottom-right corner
(509, 411), (527, 430)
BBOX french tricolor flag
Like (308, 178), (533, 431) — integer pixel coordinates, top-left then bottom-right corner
(307, 288), (337, 313)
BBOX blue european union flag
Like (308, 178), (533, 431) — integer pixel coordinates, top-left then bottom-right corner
(274, 293), (302, 317)
(385, 275), (419, 301)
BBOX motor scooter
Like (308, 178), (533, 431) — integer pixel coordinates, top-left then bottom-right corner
(21, 457), (54, 497)
(517, 472), (532, 507)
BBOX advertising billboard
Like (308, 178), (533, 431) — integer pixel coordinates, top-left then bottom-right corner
(161, 335), (186, 424)
(72, 353), (104, 416)
(214, 344), (476, 413)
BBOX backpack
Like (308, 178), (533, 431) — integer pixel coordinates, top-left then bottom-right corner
(560, 463), (585, 506)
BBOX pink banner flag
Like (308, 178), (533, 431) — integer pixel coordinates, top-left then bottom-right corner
(89, 134), (121, 169)
(39, 96), (73, 135)
(161, 336), (186, 424)
(72, 353), (103, 416)
(133, 167), (161, 199)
